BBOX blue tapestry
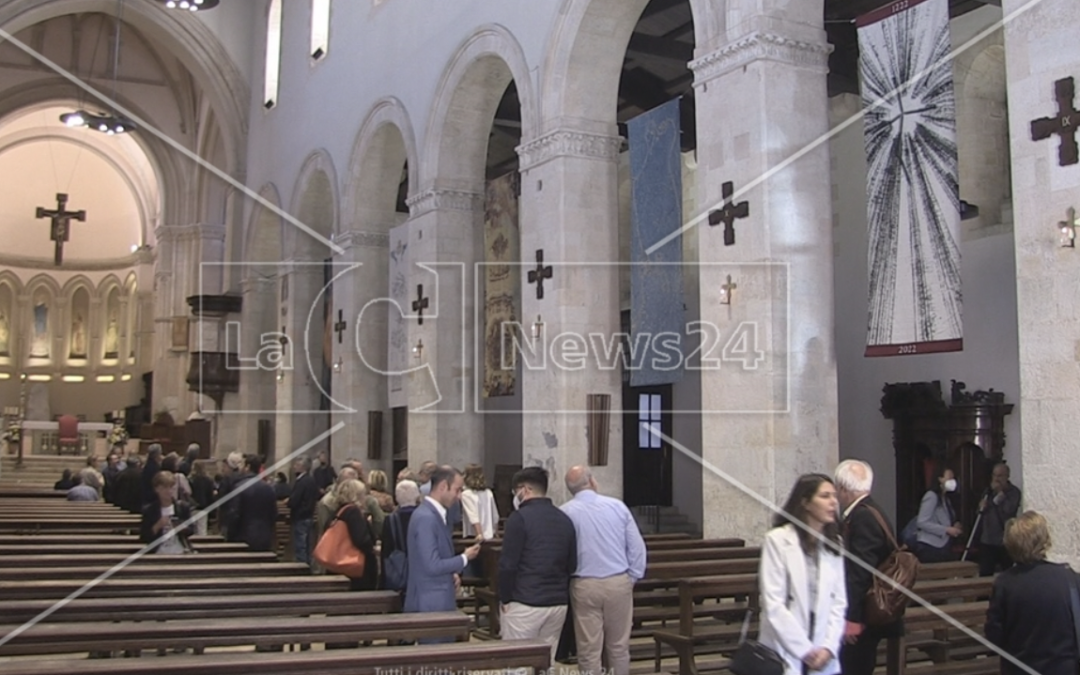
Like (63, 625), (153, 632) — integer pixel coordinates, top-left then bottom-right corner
(628, 99), (684, 387)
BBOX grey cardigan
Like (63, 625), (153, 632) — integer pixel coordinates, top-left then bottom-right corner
(916, 490), (955, 548)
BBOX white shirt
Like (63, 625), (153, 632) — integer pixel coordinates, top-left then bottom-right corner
(157, 504), (187, 555)
(461, 488), (499, 540)
(842, 493), (869, 520)
(425, 497), (469, 570)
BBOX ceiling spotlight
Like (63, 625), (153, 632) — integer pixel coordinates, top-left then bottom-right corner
(59, 109), (136, 135)
(157, 0), (219, 10)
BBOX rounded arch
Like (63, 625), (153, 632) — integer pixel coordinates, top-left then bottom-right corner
(0, 271), (25, 297)
(245, 183), (285, 266)
(0, 0), (249, 175)
(421, 24), (537, 191)
(287, 150), (339, 258)
(539, 0), (723, 128)
(343, 97), (420, 231)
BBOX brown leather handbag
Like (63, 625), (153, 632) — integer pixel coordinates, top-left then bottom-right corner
(313, 506), (366, 578)
(863, 505), (920, 625)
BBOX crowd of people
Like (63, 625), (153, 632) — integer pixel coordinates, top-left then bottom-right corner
(51, 446), (1077, 675)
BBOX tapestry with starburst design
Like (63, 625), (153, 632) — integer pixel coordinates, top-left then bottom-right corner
(859, 0), (962, 357)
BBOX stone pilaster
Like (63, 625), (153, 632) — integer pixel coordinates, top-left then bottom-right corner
(690, 23), (838, 541)
(235, 275), (277, 459)
(402, 188), (485, 471)
(276, 261), (329, 460)
(331, 228), (392, 470)
(516, 127), (626, 504)
(1003, 0), (1080, 565)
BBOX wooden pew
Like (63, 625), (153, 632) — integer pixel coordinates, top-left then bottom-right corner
(0, 561), (310, 582)
(0, 639), (552, 675)
(0, 575), (349, 601)
(0, 534), (226, 546)
(2, 590), (401, 624)
(647, 546), (761, 563)
(0, 542), (251, 555)
(0, 488), (66, 498)
(0, 611), (472, 657)
(644, 537), (745, 551)
(0, 517), (139, 533)
(887, 601), (997, 675)
(0, 552), (278, 567)
(650, 568), (990, 675)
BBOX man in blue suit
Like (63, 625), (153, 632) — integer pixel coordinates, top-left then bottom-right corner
(404, 465), (481, 642)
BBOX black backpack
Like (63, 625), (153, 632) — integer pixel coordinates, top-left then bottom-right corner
(383, 512), (408, 591)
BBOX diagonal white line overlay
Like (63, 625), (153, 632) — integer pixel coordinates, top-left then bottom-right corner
(0, 422), (344, 648)
(646, 0), (1048, 256)
(0, 28), (343, 256)
(650, 427), (1041, 675)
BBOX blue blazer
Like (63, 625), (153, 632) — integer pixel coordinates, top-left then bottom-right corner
(404, 499), (465, 613)
(916, 490), (955, 548)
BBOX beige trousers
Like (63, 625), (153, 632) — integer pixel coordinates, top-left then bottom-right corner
(571, 574), (634, 675)
(501, 602), (568, 667)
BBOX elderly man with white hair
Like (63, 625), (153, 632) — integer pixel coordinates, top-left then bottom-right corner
(834, 459), (904, 675)
(380, 479), (422, 592)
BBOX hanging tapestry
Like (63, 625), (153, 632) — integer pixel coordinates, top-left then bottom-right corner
(628, 98), (684, 385)
(859, 0), (962, 356)
(482, 171), (520, 397)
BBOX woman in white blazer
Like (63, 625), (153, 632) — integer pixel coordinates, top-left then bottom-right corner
(758, 473), (848, 675)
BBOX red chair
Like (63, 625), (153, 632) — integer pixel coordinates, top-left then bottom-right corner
(57, 415), (80, 455)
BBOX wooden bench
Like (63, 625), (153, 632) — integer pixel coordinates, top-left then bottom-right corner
(0, 639), (552, 675)
(0, 542), (251, 555)
(0, 575), (350, 601)
(887, 601), (995, 675)
(2, 590), (401, 624)
(0, 561), (310, 582)
(647, 546), (761, 563)
(0, 534), (226, 546)
(0, 552), (278, 567)
(0, 488), (66, 498)
(0, 517), (139, 533)
(0, 611), (472, 657)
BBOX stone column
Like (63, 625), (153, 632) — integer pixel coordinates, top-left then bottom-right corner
(235, 275), (277, 458)
(401, 189), (485, 471)
(276, 261), (328, 460)
(516, 128), (626, 504)
(1003, 0), (1080, 565)
(331, 229), (391, 470)
(690, 21), (838, 540)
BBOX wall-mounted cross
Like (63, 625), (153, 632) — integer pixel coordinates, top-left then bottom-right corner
(35, 193), (86, 266)
(708, 181), (750, 246)
(527, 249), (553, 300)
(279, 328), (289, 349)
(1031, 76), (1080, 166)
(412, 284), (429, 325)
(334, 309), (347, 344)
(719, 275), (737, 305)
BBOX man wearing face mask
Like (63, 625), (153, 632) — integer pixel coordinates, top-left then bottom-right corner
(914, 465), (963, 563)
(976, 462), (1022, 576)
(497, 467), (577, 665)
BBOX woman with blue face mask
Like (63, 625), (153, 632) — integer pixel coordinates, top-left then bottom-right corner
(914, 464), (963, 563)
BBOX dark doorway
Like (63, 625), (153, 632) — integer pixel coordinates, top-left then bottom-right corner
(896, 442), (934, 532)
(622, 385), (673, 507)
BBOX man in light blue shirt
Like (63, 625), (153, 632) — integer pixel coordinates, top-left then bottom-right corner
(560, 465), (645, 675)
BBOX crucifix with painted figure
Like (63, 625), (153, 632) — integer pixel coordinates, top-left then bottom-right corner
(527, 249), (553, 300)
(708, 181), (750, 246)
(1031, 76), (1080, 167)
(35, 193), (86, 266)
(412, 285), (429, 325)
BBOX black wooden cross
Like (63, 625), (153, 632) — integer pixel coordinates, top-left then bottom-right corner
(334, 309), (347, 344)
(708, 182), (750, 246)
(279, 328), (289, 348)
(527, 249), (553, 300)
(720, 275), (737, 305)
(1031, 76), (1080, 167)
(35, 193), (86, 266)
(412, 284), (429, 325)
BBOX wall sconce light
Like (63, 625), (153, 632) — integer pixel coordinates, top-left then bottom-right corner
(532, 314), (544, 339)
(276, 369), (285, 383)
(719, 275), (737, 305)
(1060, 207), (1077, 248)
(332, 356), (343, 374)
(413, 339), (424, 361)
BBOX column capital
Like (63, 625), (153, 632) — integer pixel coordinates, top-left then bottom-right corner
(406, 189), (483, 218)
(690, 32), (831, 87)
(154, 223), (226, 242)
(239, 276), (276, 294)
(332, 229), (390, 250)
(516, 129), (623, 172)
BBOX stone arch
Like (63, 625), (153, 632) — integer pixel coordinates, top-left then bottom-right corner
(343, 97), (419, 231)
(540, 0), (721, 128)
(421, 24), (537, 192)
(958, 43), (1009, 233)
(245, 184), (285, 266)
(96, 274), (124, 299)
(60, 274), (97, 302)
(0, 271), (24, 297)
(0, 0), (249, 176)
(287, 150), (339, 259)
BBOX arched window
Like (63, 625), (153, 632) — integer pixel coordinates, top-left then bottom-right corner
(311, 0), (331, 60)
(264, 0), (283, 109)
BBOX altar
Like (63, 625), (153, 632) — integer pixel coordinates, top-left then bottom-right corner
(17, 420), (116, 457)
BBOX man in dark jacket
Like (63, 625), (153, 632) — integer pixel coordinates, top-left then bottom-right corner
(287, 456), (318, 566)
(835, 459), (904, 675)
(234, 456), (279, 552)
(140, 444), (163, 508)
(498, 467), (578, 665)
(113, 455), (143, 514)
(312, 450), (337, 494)
(978, 461), (1022, 576)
